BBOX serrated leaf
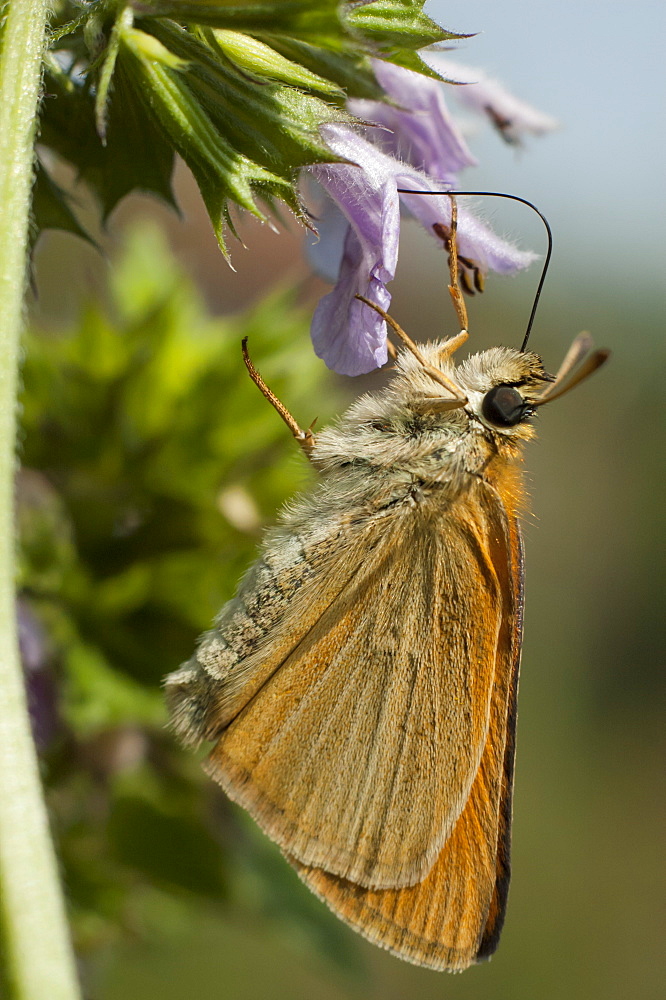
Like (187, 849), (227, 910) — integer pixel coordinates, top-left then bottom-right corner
(48, 5), (95, 47)
(348, 0), (457, 48)
(40, 60), (176, 219)
(31, 160), (96, 246)
(94, 7), (127, 140)
(118, 30), (302, 253)
(384, 47), (463, 80)
(116, 22), (353, 249)
(148, 22), (350, 174)
(43, 0), (464, 252)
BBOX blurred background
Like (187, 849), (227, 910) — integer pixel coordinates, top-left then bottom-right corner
(24, 1), (664, 999)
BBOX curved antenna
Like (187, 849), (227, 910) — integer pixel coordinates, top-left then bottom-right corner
(395, 189), (553, 352)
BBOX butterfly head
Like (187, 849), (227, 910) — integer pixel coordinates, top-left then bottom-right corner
(392, 332), (609, 441)
(456, 347), (552, 437)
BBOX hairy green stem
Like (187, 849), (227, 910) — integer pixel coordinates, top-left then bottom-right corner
(0, 3), (81, 998)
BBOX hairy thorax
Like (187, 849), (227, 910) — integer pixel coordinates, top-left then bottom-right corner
(308, 405), (528, 524)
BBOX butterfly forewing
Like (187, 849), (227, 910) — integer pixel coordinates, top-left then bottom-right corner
(166, 514), (372, 742)
(203, 480), (506, 891)
(288, 500), (523, 970)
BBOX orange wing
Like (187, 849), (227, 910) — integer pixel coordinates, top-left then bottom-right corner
(203, 483), (513, 893)
(288, 502), (524, 971)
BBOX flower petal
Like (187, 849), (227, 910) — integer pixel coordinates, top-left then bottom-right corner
(311, 226), (391, 375)
(427, 55), (558, 144)
(311, 125), (400, 275)
(396, 170), (537, 274)
(304, 188), (349, 284)
(308, 122), (538, 374)
(308, 125), (400, 374)
(348, 59), (477, 183)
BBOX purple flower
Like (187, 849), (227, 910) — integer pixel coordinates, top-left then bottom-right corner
(348, 59), (477, 184)
(427, 56), (558, 144)
(18, 599), (59, 750)
(307, 60), (548, 375)
(308, 123), (535, 375)
(308, 127), (399, 376)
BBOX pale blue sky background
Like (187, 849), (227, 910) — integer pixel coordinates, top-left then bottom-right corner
(426, 0), (664, 285)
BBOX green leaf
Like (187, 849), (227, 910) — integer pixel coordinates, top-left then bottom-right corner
(116, 22), (352, 251)
(135, 0), (345, 37)
(31, 159), (95, 246)
(348, 0), (458, 49)
(48, 4), (95, 47)
(93, 6), (128, 141)
(41, 0), (463, 252)
(384, 47), (464, 80)
(263, 34), (383, 99)
(208, 28), (343, 95)
(118, 31), (295, 253)
(149, 22), (350, 170)
(40, 58), (176, 220)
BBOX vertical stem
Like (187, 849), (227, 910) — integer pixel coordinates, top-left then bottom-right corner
(0, 4), (82, 999)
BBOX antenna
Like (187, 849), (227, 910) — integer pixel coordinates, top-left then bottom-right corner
(395, 189), (553, 352)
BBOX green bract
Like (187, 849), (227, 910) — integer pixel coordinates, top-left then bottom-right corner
(41, 0), (458, 253)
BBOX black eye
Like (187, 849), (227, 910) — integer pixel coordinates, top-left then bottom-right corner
(481, 385), (528, 427)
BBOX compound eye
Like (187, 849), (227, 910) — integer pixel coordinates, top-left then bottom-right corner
(481, 385), (527, 427)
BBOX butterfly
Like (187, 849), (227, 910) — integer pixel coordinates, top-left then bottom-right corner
(165, 195), (608, 971)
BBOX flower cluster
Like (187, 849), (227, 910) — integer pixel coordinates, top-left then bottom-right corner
(307, 60), (555, 375)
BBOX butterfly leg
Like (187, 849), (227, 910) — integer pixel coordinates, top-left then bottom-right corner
(444, 193), (470, 334)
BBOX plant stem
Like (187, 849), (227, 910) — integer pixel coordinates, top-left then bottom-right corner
(0, 3), (82, 999)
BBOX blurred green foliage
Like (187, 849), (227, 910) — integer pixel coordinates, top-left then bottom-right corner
(17, 225), (356, 965)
